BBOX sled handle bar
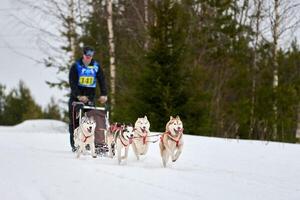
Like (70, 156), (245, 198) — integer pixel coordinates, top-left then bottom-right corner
(82, 105), (106, 111)
(72, 101), (107, 111)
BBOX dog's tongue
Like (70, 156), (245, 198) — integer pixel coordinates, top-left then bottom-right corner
(129, 137), (133, 144)
(174, 128), (181, 134)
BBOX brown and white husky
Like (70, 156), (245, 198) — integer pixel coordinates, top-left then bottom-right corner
(159, 116), (184, 167)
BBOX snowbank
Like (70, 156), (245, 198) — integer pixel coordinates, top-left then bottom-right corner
(0, 119), (68, 133)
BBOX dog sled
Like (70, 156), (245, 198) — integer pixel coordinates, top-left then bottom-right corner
(72, 101), (110, 156)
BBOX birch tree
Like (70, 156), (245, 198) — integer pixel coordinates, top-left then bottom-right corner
(266, 0), (300, 140)
(270, 0), (280, 140)
(107, 0), (116, 114)
(249, 0), (264, 139)
(144, 0), (149, 50)
(296, 104), (300, 141)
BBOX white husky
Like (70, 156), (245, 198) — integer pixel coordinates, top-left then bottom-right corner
(132, 116), (151, 160)
(159, 116), (184, 168)
(73, 114), (97, 158)
(115, 124), (134, 164)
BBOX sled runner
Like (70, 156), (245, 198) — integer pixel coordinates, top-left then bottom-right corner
(72, 101), (110, 156)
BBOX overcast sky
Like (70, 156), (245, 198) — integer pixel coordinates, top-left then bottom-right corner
(0, 0), (67, 109)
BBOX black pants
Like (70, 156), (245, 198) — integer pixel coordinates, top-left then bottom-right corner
(68, 99), (80, 149)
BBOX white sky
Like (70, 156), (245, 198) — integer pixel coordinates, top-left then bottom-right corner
(0, 0), (67, 109)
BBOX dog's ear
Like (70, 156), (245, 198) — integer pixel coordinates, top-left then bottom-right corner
(170, 116), (173, 120)
(90, 116), (94, 121)
(176, 115), (180, 120)
(119, 123), (125, 129)
(144, 116), (148, 120)
(82, 116), (87, 122)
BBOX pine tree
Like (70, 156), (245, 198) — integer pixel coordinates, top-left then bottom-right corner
(276, 41), (300, 142)
(0, 84), (6, 124)
(133, 0), (190, 131)
(2, 81), (43, 125)
(43, 98), (62, 120)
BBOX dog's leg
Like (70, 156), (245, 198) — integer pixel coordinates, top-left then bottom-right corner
(141, 143), (149, 155)
(106, 134), (113, 158)
(123, 147), (128, 165)
(159, 141), (169, 168)
(131, 142), (140, 160)
(117, 142), (122, 164)
(173, 142), (183, 162)
(90, 142), (97, 158)
(172, 148), (182, 162)
(121, 146), (128, 160)
(82, 145), (87, 155)
(162, 149), (169, 168)
(159, 141), (164, 158)
(170, 145), (177, 162)
(76, 144), (83, 158)
(110, 132), (118, 158)
(108, 142), (114, 158)
(163, 144), (173, 167)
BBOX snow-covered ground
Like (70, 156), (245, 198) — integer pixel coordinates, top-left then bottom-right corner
(0, 120), (299, 200)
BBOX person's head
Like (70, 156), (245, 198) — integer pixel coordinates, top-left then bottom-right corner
(82, 46), (95, 63)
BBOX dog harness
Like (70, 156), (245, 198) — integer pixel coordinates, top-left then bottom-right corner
(135, 128), (149, 144)
(82, 134), (92, 143)
(119, 132), (133, 147)
(161, 129), (183, 147)
(109, 123), (124, 133)
(79, 126), (93, 142)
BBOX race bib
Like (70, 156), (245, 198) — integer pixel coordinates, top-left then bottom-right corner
(79, 76), (94, 86)
(76, 61), (99, 88)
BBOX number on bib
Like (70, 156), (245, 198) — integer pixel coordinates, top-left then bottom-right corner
(79, 76), (94, 86)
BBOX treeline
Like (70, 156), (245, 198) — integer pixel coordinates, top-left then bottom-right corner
(20, 0), (300, 142)
(0, 81), (63, 125)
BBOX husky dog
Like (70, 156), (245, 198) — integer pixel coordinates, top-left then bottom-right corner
(159, 116), (184, 167)
(132, 116), (150, 160)
(115, 124), (134, 164)
(73, 113), (97, 158)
